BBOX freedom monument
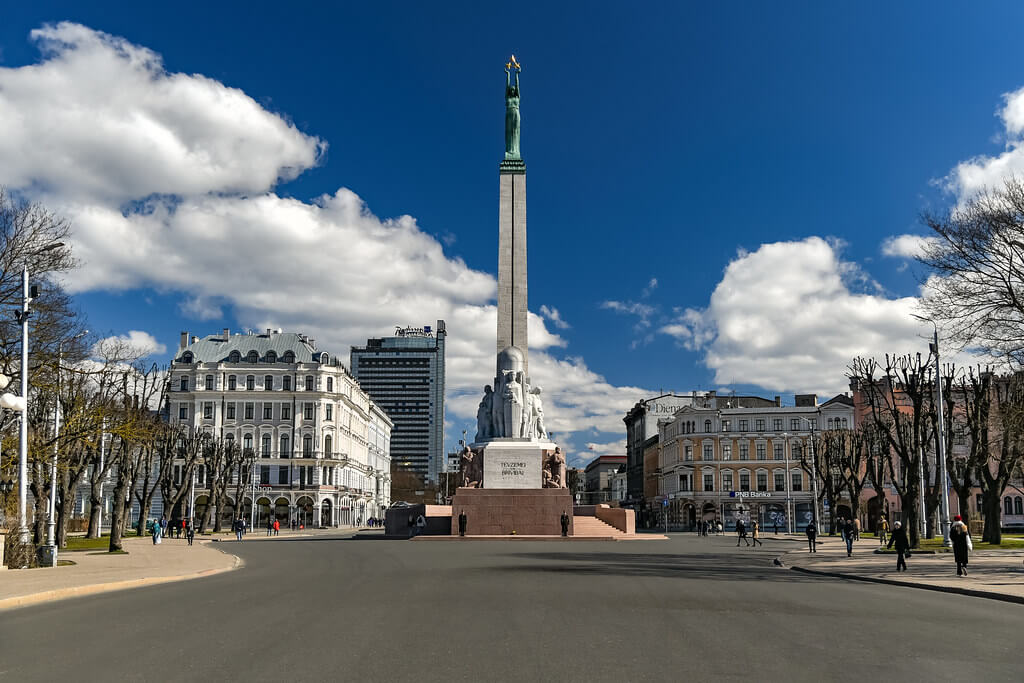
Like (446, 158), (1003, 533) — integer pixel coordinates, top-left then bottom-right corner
(450, 57), (573, 535)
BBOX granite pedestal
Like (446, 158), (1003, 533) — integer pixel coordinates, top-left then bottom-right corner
(450, 488), (573, 536)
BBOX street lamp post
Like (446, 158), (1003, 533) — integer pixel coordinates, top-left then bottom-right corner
(15, 242), (64, 545)
(913, 314), (952, 547)
(795, 415), (822, 529)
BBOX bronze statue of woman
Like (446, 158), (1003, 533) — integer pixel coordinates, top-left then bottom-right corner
(504, 61), (521, 160)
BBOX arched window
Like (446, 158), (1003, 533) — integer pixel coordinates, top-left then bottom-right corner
(266, 350), (277, 363)
(704, 420), (712, 433)
(262, 434), (271, 457)
(228, 375), (237, 390)
(320, 352), (330, 363)
(247, 351), (259, 364)
(243, 434), (253, 454)
(327, 377), (334, 392)
(282, 351), (295, 364)
(1016, 497), (1023, 515)
(303, 435), (313, 458)
(246, 375), (255, 391)
(1006, 497), (1014, 516)
(828, 418), (835, 430)
(324, 435), (332, 457)
(280, 435), (290, 457)
(264, 375), (273, 390)
(228, 351), (241, 363)
(180, 352), (193, 364)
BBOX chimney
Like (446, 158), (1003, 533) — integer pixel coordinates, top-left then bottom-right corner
(223, 328), (230, 340)
(266, 328), (272, 336)
(191, 336), (199, 344)
(774, 396), (781, 407)
(180, 331), (188, 350)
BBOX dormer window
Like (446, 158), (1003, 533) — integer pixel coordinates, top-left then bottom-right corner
(247, 351), (259, 363)
(282, 351), (295, 364)
(228, 351), (241, 363)
(266, 351), (277, 363)
(180, 352), (193, 364)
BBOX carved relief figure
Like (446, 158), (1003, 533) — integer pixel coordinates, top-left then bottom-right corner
(460, 446), (481, 488)
(543, 447), (567, 489)
(529, 386), (546, 440)
(503, 371), (523, 438)
(475, 385), (494, 441)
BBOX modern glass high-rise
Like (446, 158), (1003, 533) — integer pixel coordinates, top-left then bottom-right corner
(350, 321), (446, 482)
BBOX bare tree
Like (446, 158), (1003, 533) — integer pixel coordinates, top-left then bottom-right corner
(919, 177), (1024, 365)
(849, 355), (935, 548)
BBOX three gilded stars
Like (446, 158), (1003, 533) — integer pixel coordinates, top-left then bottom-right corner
(505, 54), (521, 71)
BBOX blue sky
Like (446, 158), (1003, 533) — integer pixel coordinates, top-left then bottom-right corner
(2, 3), (1023, 464)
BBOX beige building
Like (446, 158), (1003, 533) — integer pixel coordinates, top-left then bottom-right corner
(656, 394), (853, 532)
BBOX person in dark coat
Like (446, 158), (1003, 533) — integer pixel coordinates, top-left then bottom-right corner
(458, 510), (467, 537)
(805, 520), (817, 552)
(842, 518), (856, 557)
(560, 511), (570, 537)
(736, 519), (750, 546)
(887, 521), (910, 571)
(949, 515), (971, 576)
(185, 519), (195, 546)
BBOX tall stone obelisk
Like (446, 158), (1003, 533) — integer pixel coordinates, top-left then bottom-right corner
(497, 55), (528, 378)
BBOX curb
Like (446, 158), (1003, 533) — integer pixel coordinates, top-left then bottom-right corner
(0, 542), (244, 613)
(784, 560), (1024, 605)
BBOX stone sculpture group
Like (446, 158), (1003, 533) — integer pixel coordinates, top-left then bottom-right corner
(474, 346), (547, 441)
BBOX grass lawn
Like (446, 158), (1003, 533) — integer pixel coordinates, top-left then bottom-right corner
(63, 535), (114, 551)
(918, 534), (1024, 551)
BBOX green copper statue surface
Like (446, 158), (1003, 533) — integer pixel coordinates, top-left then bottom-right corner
(504, 55), (521, 160)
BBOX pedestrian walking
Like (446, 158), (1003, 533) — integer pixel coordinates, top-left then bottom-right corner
(887, 521), (909, 571)
(751, 520), (762, 547)
(151, 519), (161, 545)
(878, 515), (889, 546)
(805, 520), (817, 552)
(560, 510), (570, 537)
(185, 520), (195, 546)
(736, 519), (750, 546)
(853, 517), (861, 541)
(842, 518), (855, 557)
(950, 515), (972, 576)
(233, 517), (244, 541)
(160, 516), (167, 539)
(458, 509), (468, 537)
(773, 519), (779, 535)
(273, 518), (280, 536)
(266, 518), (273, 536)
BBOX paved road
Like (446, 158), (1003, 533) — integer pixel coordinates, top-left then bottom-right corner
(2, 533), (1021, 682)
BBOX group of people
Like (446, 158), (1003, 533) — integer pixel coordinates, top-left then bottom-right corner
(735, 519), (764, 547)
(802, 512), (974, 577)
(150, 516), (195, 546)
(365, 517), (384, 528)
(694, 520), (722, 536)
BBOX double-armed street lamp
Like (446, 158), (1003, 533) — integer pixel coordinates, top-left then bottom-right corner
(795, 414), (822, 530)
(14, 241), (65, 544)
(912, 313), (952, 547)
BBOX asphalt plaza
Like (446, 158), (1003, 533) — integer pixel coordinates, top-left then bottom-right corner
(1, 532), (1021, 682)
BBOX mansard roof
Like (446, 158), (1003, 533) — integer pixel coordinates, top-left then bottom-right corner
(176, 332), (324, 364)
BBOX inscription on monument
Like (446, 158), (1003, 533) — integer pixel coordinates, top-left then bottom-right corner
(482, 447), (542, 488)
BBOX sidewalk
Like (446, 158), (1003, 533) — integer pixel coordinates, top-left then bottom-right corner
(782, 536), (1024, 603)
(0, 535), (240, 612)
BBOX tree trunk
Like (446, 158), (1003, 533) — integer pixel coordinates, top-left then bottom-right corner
(901, 490), (920, 548)
(86, 480), (104, 538)
(982, 491), (1002, 545)
(136, 488), (155, 536)
(956, 490), (972, 526)
(108, 465), (130, 553)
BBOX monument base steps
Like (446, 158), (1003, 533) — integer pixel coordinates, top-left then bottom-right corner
(450, 487), (573, 536)
(571, 516), (626, 538)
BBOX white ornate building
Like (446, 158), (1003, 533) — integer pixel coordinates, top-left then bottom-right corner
(169, 328), (392, 528)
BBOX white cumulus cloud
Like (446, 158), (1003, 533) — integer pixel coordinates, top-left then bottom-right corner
(92, 330), (166, 358)
(881, 234), (938, 260)
(660, 237), (926, 395)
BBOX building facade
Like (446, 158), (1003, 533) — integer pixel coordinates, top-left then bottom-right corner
(583, 455), (627, 504)
(169, 328), (392, 528)
(655, 394), (854, 532)
(624, 391), (779, 526)
(350, 322), (446, 482)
